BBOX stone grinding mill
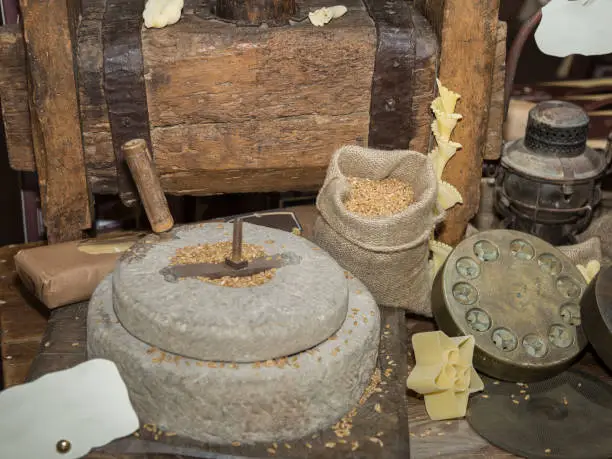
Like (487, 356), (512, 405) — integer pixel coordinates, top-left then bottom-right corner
(87, 219), (381, 443)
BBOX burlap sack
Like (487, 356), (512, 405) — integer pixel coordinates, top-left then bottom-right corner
(558, 237), (602, 267)
(577, 211), (612, 266)
(314, 145), (439, 316)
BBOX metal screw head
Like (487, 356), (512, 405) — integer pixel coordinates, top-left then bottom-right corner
(56, 439), (71, 454)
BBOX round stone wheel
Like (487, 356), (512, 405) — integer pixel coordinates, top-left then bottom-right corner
(88, 276), (380, 444)
(112, 223), (349, 362)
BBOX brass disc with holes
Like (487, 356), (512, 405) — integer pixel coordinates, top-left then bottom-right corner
(432, 230), (588, 382)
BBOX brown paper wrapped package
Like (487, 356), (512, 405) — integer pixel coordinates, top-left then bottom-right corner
(14, 234), (144, 309)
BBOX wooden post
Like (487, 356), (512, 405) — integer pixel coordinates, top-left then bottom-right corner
(483, 22), (508, 161)
(123, 139), (174, 234)
(215, 0), (297, 25)
(416, 0), (501, 245)
(19, 0), (93, 243)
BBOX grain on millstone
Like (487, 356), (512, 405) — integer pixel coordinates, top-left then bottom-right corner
(344, 177), (415, 217)
(170, 241), (275, 288)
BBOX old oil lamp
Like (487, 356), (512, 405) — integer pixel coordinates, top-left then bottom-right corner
(495, 100), (609, 245)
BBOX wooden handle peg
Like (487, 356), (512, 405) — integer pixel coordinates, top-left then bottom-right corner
(122, 139), (174, 233)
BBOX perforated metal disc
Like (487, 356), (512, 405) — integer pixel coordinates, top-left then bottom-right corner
(467, 371), (612, 459)
(432, 230), (588, 382)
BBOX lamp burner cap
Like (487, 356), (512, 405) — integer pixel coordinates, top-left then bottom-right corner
(524, 101), (589, 156)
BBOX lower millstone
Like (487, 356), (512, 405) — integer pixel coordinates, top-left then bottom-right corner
(88, 276), (380, 443)
(112, 222), (349, 362)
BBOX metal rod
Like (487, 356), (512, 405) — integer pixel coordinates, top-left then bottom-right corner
(231, 218), (243, 262)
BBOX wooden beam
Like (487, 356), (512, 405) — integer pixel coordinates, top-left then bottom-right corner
(416, 0), (500, 245)
(0, 26), (35, 172)
(19, 0), (92, 243)
(483, 21), (507, 161)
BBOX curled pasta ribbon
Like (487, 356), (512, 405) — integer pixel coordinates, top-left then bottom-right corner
(436, 78), (461, 114)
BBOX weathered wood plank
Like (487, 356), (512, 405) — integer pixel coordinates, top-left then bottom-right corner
(1, 341), (40, 388)
(78, 0), (118, 193)
(0, 25), (35, 171)
(483, 21), (507, 161)
(103, 0), (149, 207)
(153, 113), (368, 194)
(416, 0), (500, 246)
(3, 0), (440, 197)
(19, 0), (93, 242)
(0, 243), (48, 388)
(410, 7), (438, 154)
(364, 0), (416, 150)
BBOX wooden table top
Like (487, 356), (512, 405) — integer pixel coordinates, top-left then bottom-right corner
(0, 242), (47, 389)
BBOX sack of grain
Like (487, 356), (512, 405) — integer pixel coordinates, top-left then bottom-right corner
(314, 145), (440, 316)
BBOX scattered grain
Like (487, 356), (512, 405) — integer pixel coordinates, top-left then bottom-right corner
(512, 400), (519, 405)
(305, 442), (312, 449)
(291, 228), (301, 236)
(524, 395), (530, 400)
(267, 448), (276, 455)
(232, 441), (241, 447)
(359, 368), (382, 405)
(344, 177), (414, 217)
(545, 449), (551, 454)
(284, 443), (291, 449)
(368, 437), (384, 447)
(481, 395), (489, 399)
(374, 403), (382, 413)
(325, 442), (336, 448)
(351, 441), (360, 451)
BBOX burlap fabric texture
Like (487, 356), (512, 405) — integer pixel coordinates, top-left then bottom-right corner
(314, 145), (440, 316)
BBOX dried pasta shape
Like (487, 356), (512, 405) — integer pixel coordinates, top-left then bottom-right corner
(429, 239), (453, 279)
(436, 78), (461, 114)
(429, 139), (462, 180)
(431, 110), (462, 141)
(309, 5), (346, 26)
(438, 180), (463, 211)
(407, 331), (483, 421)
(577, 259), (601, 284)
